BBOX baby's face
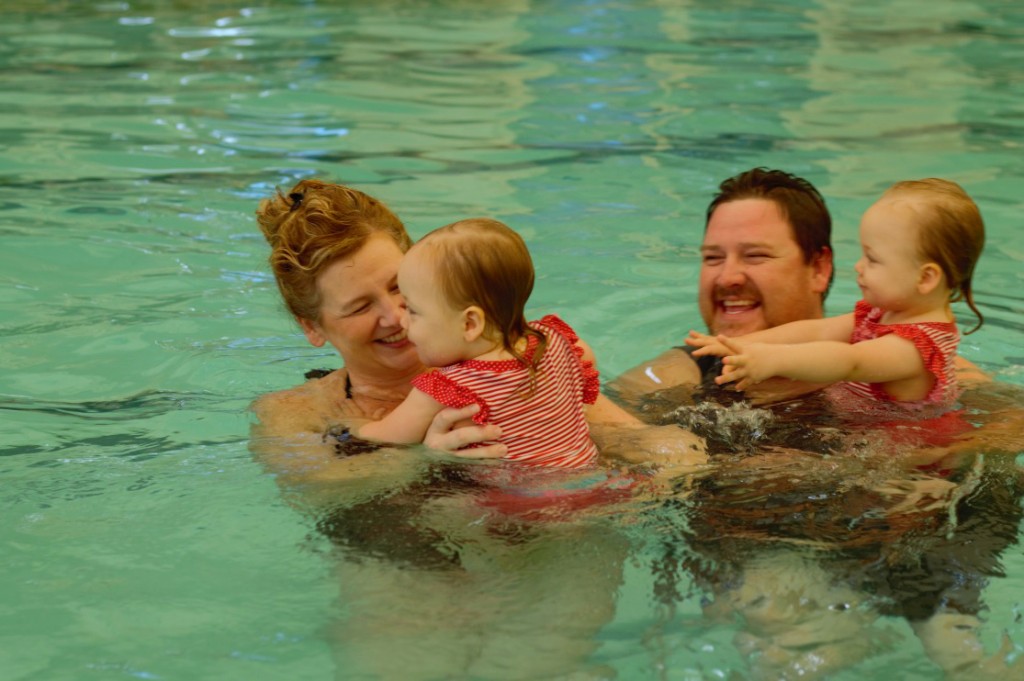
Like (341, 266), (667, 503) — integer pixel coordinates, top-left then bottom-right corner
(854, 198), (929, 312)
(398, 245), (469, 368)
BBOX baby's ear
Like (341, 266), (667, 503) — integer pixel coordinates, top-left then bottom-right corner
(463, 306), (487, 342)
(918, 262), (944, 294)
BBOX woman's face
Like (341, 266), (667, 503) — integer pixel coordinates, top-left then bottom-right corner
(299, 232), (422, 381)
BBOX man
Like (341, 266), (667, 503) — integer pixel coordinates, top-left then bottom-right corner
(613, 168), (1021, 680)
(609, 167), (834, 406)
(610, 167), (991, 409)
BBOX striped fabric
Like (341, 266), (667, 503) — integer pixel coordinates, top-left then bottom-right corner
(842, 300), (960, 407)
(412, 315), (599, 468)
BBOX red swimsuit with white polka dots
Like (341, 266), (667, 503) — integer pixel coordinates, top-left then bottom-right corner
(842, 300), (960, 407)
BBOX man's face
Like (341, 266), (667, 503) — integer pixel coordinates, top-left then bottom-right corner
(699, 198), (832, 336)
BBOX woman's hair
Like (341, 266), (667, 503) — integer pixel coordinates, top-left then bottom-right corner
(884, 178), (985, 334)
(415, 218), (547, 380)
(256, 179), (411, 322)
(707, 167), (835, 299)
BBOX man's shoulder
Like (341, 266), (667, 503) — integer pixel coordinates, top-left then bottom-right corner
(606, 347), (703, 408)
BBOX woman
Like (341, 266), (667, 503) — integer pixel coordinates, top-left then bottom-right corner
(250, 180), (493, 452)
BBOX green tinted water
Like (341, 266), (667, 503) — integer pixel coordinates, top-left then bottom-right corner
(2, 1), (1023, 679)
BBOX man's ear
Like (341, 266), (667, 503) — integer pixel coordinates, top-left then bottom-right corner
(918, 263), (943, 295)
(463, 306), (487, 342)
(298, 317), (327, 348)
(809, 247), (834, 295)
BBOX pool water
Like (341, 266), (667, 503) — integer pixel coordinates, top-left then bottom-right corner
(2, 1), (1023, 680)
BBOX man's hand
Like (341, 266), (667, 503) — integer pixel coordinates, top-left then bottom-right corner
(422, 404), (507, 458)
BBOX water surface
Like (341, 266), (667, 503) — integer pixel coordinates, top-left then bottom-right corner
(2, 1), (1023, 679)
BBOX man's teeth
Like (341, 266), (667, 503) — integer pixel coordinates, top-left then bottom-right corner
(722, 300), (755, 309)
(379, 331), (407, 343)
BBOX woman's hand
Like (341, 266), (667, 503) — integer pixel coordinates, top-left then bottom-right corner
(423, 404), (507, 458)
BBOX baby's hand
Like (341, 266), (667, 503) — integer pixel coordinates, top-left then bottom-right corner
(686, 330), (734, 357)
(716, 341), (774, 390)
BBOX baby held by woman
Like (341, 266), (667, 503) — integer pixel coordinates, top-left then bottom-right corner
(344, 218), (601, 469)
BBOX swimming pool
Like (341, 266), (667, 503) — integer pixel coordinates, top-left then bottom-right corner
(2, 1), (1023, 679)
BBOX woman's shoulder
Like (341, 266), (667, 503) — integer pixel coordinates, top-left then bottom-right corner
(251, 369), (348, 436)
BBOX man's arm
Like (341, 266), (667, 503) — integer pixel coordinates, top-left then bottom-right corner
(586, 392), (707, 468)
(955, 355), (990, 384)
(578, 338), (707, 466)
(607, 345), (827, 409)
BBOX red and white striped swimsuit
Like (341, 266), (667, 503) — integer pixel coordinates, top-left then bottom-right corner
(411, 315), (600, 469)
(842, 300), (960, 407)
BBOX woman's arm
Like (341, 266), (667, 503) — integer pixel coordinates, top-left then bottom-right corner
(249, 378), (424, 490)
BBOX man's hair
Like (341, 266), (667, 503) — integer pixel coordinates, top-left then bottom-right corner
(706, 167), (834, 299)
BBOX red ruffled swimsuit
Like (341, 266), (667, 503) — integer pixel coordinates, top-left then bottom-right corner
(411, 314), (600, 469)
(842, 300), (960, 407)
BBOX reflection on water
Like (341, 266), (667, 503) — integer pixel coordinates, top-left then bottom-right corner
(3, 0), (1024, 679)
(257, 373), (1023, 680)
(631, 376), (1024, 680)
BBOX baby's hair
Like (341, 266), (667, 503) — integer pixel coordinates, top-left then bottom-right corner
(416, 218), (547, 385)
(885, 178), (985, 334)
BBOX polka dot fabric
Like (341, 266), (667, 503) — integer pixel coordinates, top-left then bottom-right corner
(843, 300), (960, 407)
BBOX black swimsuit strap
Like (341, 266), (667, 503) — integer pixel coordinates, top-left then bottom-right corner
(301, 368), (372, 456)
(672, 344), (722, 384)
(301, 367), (353, 399)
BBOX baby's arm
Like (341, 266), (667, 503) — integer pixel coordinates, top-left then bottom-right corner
(717, 332), (927, 393)
(687, 313), (855, 357)
(350, 389), (445, 445)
